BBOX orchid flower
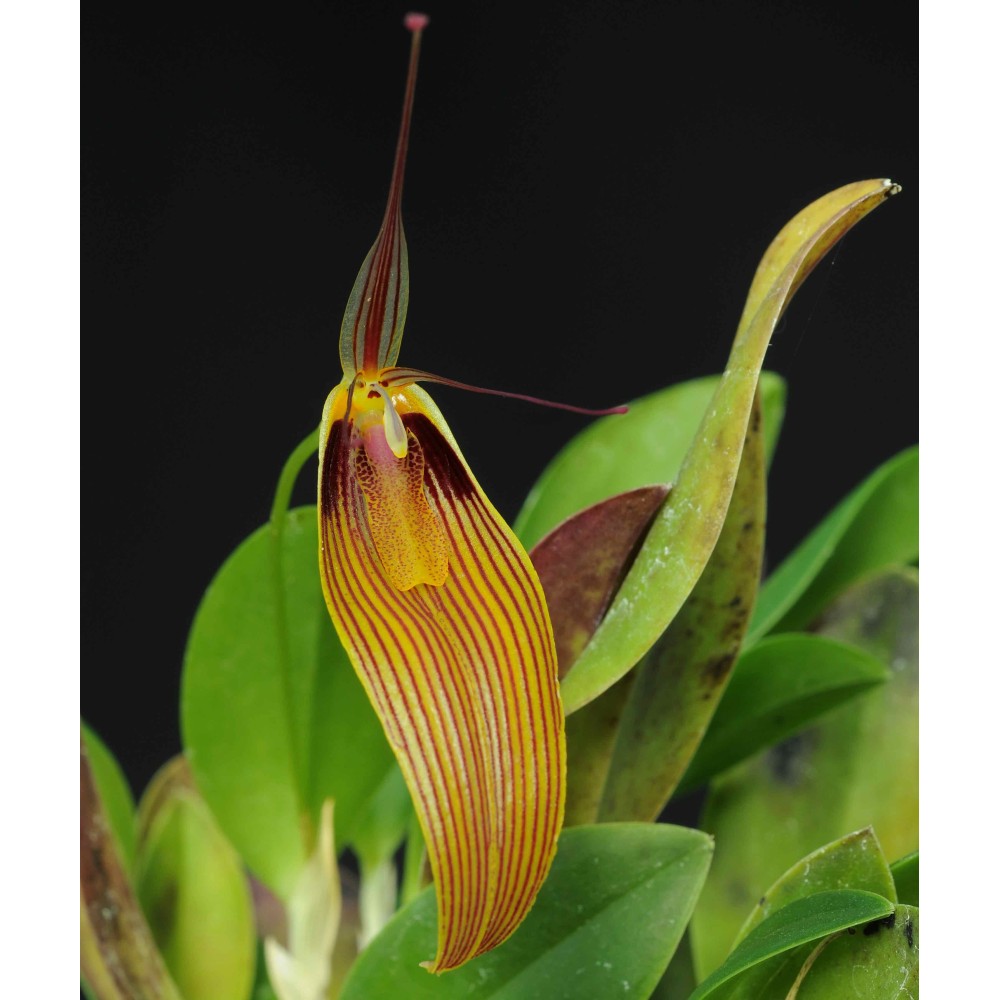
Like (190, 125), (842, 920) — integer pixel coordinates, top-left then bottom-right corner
(317, 14), (624, 974)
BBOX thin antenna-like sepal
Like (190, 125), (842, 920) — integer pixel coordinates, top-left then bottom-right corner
(382, 367), (629, 416)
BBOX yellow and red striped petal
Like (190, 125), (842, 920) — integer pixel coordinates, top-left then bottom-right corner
(317, 383), (566, 973)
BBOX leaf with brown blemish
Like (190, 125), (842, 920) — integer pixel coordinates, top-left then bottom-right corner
(793, 905), (918, 998)
(594, 387), (767, 822)
(691, 569), (918, 979)
(688, 891), (894, 1000)
(674, 634), (889, 796)
(530, 484), (669, 677)
(734, 827), (897, 948)
(559, 389), (765, 825)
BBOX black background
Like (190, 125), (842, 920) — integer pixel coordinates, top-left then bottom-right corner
(84, 0), (916, 801)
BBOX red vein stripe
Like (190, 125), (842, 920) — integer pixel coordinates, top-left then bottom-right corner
(317, 387), (565, 972)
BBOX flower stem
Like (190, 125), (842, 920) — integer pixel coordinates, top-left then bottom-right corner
(269, 427), (320, 846)
(400, 809), (426, 907)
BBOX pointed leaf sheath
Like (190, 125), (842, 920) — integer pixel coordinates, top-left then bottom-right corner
(318, 382), (566, 973)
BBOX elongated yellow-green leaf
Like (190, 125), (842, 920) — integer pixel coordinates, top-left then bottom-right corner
(563, 390), (766, 825)
(599, 388), (766, 820)
(561, 179), (900, 714)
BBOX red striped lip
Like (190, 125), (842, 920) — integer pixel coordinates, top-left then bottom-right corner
(317, 392), (565, 972)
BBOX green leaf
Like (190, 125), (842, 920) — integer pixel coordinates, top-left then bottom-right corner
(691, 570), (918, 979)
(691, 945), (809, 1000)
(650, 933), (696, 998)
(559, 180), (899, 714)
(135, 758), (256, 1000)
(733, 828), (897, 947)
(181, 509), (314, 896)
(81, 738), (183, 1000)
(531, 485), (669, 676)
(340, 823), (713, 999)
(253, 975), (279, 1000)
(890, 852), (919, 906)
(515, 372), (786, 552)
(181, 506), (407, 899)
(748, 447), (918, 643)
(686, 829), (898, 1000)
(688, 891), (893, 1000)
(592, 388), (767, 822)
(793, 905), (918, 998)
(81, 721), (137, 872)
(676, 635), (890, 795)
(809, 570), (919, 858)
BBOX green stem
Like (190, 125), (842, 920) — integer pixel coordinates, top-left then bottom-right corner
(270, 428), (321, 527)
(358, 857), (398, 949)
(399, 809), (426, 907)
(269, 427), (320, 846)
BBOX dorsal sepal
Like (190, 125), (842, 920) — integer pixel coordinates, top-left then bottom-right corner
(338, 16), (427, 378)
